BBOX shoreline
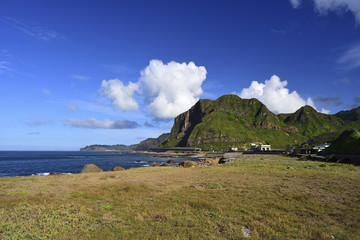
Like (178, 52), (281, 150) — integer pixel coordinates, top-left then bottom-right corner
(0, 151), (245, 179)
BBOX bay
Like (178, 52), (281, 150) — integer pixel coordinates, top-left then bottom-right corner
(0, 151), (198, 177)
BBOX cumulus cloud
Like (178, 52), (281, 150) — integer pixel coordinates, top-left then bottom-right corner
(99, 60), (206, 118)
(99, 79), (139, 111)
(238, 75), (316, 114)
(139, 60), (207, 119)
(290, 0), (360, 23)
(321, 108), (331, 114)
(63, 118), (139, 129)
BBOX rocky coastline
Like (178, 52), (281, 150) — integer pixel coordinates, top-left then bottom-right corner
(78, 151), (244, 174)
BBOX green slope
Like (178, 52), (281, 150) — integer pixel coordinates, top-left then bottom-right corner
(327, 129), (360, 155)
(283, 105), (346, 140)
(162, 95), (351, 150)
(336, 107), (360, 128)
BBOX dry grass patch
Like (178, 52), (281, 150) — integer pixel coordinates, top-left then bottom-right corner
(0, 155), (359, 239)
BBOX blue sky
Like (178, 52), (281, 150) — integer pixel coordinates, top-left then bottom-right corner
(0, 0), (359, 150)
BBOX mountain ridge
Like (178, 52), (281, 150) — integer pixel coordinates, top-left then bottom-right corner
(162, 94), (357, 150)
(81, 95), (359, 152)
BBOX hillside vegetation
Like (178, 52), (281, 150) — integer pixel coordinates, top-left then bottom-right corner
(336, 107), (360, 128)
(327, 129), (360, 155)
(162, 95), (352, 150)
(1, 155), (359, 239)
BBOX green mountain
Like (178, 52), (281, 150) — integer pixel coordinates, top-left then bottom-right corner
(327, 129), (360, 155)
(336, 106), (360, 128)
(81, 133), (170, 151)
(132, 133), (170, 151)
(162, 94), (352, 150)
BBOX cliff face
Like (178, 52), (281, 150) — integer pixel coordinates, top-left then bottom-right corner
(162, 94), (351, 150)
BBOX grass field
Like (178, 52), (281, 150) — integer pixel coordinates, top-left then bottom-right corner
(1, 155), (359, 239)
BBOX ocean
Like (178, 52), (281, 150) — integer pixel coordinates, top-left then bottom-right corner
(0, 151), (198, 177)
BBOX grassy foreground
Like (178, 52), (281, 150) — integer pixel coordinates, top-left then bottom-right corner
(1, 155), (359, 240)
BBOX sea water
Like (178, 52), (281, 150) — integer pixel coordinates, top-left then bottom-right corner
(0, 151), (198, 177)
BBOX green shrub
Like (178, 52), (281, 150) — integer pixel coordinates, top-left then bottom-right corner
(336, 158), (352, 164)
(325, 154), (336, 162)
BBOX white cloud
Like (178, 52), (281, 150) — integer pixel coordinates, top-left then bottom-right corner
(139, 60), (207, 119)
(290, 0), (360, 23)
(99, 79), (139, 111)
(338, 43), (360, 70)
(238, 75), (316, 114)
(63, 118), (139, 129)
(321, 108), (331, 114)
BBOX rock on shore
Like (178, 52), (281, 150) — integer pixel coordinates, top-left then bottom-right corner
(112, 166), (125, 171)
(81, 164), (103, 173)
(179, 161), (197, 168)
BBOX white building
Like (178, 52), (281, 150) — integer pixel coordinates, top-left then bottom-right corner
(313, 143), (330, 152)
(258, 144), (271, 151)
(250, 144), (258, 150)
(230, 146), (238, 151)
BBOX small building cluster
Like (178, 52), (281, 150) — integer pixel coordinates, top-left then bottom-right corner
(290, 143), (331, 154)
(250, 143), (271, 151)
(312, 143), (330, 152)
(230, 146), (238, 152)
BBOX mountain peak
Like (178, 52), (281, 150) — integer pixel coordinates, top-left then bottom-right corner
(284, 105), (319, 124)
